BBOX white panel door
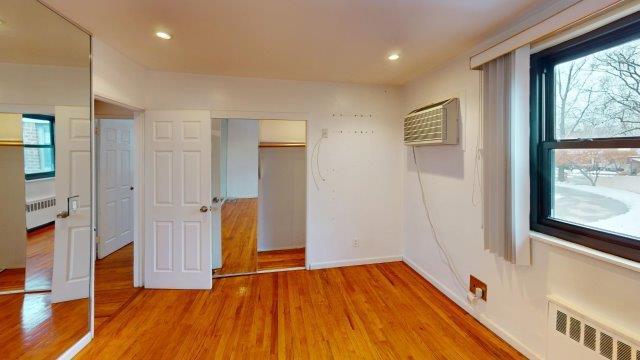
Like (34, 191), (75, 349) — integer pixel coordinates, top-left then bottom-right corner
(144, 110), (212, 289)
(98, 119), (133, 259)
(52, 106), (91, 303)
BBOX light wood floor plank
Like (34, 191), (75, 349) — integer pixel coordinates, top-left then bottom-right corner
(79, 262), (524, 359)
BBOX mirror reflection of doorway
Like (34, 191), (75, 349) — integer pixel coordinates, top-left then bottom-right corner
(212, 119), (306, 277)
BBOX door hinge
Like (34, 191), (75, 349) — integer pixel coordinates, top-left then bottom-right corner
(95, 127), (100, 136)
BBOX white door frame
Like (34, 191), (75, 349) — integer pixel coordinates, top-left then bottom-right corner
(94, 95), (145, 287)
(210, 110), (310, 270)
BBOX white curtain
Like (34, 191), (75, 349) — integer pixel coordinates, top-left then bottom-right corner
(481, 46), (531, 266)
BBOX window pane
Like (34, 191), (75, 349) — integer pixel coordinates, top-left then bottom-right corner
(22, 117), (52, 145)
(24, 147), (54, 175)
(554, 38), (640, 139)
(552, 148), (640, 239)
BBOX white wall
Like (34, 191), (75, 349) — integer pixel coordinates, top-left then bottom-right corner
(143, 70), (404, 268)
(258, 147), (306, 251)
(225, 119), (259, 198)
(401, 55), (640, 359)
(92, 39), (146, 109)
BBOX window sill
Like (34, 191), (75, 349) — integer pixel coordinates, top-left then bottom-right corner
(26, 177), (55, 183)
(530, 231), (640, 274)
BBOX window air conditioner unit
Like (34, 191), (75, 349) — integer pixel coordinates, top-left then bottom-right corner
(404, 98), (459, 146)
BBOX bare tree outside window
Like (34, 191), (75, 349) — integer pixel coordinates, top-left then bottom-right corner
(551, 38), (640, 239)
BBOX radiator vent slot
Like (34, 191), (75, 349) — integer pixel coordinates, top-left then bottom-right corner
(584, 324), (597, 351)
(403, 98), (459, 146)
(548, 298), (639, 360)
(570, 317), (581, 342)
(26, 197), (56, 213)
(556, 311), (567, 334)
(601, 333), (614, 359)
(619, 342), (632, 360)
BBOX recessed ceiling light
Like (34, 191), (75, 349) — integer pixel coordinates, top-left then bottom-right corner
(155, 31), (172, 40)
(388, 53), (400, 61)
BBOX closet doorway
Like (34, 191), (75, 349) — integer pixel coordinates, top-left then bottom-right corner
(212, 119), (306, 277)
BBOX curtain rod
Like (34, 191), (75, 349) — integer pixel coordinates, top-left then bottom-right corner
(470, 0), (624, 69)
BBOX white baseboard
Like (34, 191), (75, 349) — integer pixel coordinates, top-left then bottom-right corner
(309, 255), (402, 270)
(402, 256), (541, 360)
(57, 332), (92, 360)
(258, 245), (305, 252)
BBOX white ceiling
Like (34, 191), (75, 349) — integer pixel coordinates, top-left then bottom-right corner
(43, 0), (557, 85)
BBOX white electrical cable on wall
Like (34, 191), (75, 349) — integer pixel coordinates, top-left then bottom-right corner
(311, 134), (325, 190)
(412, 146), (471, 299)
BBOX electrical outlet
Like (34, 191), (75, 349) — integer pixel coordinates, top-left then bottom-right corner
(469, 275), (487, 301)
(352, 238), (359, 247)
(322, 128), (328, 138)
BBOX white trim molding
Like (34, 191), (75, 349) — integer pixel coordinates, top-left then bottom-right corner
(309, 255), (402, 270)
(57, 333), (92, 360)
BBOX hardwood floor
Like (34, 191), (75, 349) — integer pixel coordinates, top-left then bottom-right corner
(0, 224), (53, 292)
(215, 198), (258, 275)
(257, 248), (305, 271)
(79, 262), (523, 359)
(0, 293), (89, 359)
(94, 243), (139, 330)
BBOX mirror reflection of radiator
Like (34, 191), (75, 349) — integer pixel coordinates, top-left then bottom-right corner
(26, 196), (56, 230)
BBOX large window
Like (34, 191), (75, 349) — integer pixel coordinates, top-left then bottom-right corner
(531, 14), (640, 262)
(22, 114), (55, 180)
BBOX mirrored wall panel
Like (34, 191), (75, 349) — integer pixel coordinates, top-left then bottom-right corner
(0, 0), (92, 357)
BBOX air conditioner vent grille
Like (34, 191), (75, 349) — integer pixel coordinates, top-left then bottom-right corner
(403, 98), (459, 146)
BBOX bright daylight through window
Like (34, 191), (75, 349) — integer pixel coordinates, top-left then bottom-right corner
(531, 15), (640, 262)
(552, 40), (640, 239)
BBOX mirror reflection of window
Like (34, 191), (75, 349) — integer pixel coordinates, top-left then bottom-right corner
(22, 115), (55, 180)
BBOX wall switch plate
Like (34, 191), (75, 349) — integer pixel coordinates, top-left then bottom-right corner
(469, 275), (487, 301)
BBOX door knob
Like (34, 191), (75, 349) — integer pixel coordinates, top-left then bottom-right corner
(200, 206), (209, 213)
(57, 210), (70, 219)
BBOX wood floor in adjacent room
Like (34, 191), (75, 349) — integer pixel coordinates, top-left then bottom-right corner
(257, 247), (305, 271)
(79, 262), (524, 359)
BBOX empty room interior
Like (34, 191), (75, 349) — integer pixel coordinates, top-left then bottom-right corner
(1, 0), (640, 359)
